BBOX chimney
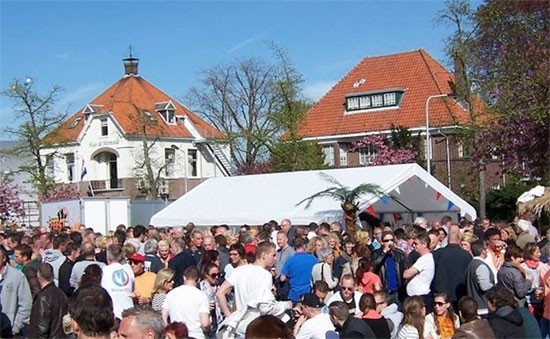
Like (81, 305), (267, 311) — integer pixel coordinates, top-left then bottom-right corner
(123, 56), (139, 76)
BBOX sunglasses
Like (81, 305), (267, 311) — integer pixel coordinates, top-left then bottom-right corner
(382, 238), (394, 242)
(434, 301), (447, 306)
(341, 286), (354, 292)
(129, 260), (142, 265)
(210, 273), (219, 279)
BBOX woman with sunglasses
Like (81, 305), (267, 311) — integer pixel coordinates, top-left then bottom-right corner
(424, 292), (460, 339)
(151, 268), (175, 312)
(200, 263), (223, 339)
(397, 296), (427, 339)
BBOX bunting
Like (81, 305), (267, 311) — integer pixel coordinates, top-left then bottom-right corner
(378, 213), (385, 221)
(380, 196), (389, 205)
(392, 213), (399, 223)
(435, 192), (442, 201)
(447, 201), (455, 211)
(365, 205), (376, 216)
(406, 176), (414, 184)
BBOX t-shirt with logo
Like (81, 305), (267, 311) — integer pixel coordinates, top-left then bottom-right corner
(101, 262), (135, 319)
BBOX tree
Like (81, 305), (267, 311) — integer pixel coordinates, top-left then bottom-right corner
(349, 126), (420, 166)
(0, 173), (25, 226)
(297, 173), (381, 240)
(1, 78), (68, 196)
(188, 44), (319, 174)
(470, 0), (549, 181)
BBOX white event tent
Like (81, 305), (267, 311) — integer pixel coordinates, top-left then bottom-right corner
(150, 163), (477, 227)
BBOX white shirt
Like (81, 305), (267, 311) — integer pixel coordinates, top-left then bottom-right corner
(163, 285), (210, 339)
(406, 252), (434, 296)
(101, 263), (134, 319)
(326, 291), (363, 315)
(227, 264), (273, 311)
(296, 312), (335, 339)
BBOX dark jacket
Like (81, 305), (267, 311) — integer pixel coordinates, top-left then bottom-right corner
(488, 306), (525, 339)
(339, 316), (376, 339)
(169, 251), (196, 286)
(465, 257), (494, 312)
(28, 283), (68, 339)
(497, 262), (532, 306)
(452, 318), (495, 339)
(58, 257), (75, 297)
(518, 307), (542, 339)
(432, 244), (472, 301)
(362, 317), (390, 339)
(22, 260), (42, 300)
(371, 247), (407, 294)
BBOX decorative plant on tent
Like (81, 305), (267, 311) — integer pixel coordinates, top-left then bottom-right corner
(297, 173), (382, 240)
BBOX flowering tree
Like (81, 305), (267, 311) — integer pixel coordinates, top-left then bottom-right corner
(0, 175), (25, 226)
(41, 185), (80, 203)
(349, 133), (419, 167)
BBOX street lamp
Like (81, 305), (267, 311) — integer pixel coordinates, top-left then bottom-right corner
(170, 144), (188, 194)
(425, 93), (450, 175)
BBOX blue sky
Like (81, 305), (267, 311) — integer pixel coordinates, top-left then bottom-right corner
(0, 0), (476, 132)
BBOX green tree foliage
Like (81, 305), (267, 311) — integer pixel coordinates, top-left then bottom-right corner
(271, 140), (326, 172)
(486, 186), (532, 222)
(1, 78), (67, 197)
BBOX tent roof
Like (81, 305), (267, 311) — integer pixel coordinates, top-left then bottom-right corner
(150, 163), (477, 227)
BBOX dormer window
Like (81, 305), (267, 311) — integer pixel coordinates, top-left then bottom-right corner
(155, 101), (176, 124)
(345, 89), (404, 113)
(69, 117), (81, 128)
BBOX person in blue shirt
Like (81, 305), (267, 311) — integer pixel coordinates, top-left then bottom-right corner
(280, 238), (318, 302)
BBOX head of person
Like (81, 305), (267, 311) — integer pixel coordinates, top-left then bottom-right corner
(200, 250), (220, 268)
(355, 229), (370, 246)
(202, 235), (215, 251)
(330, 222), (343, 233)
(37, 262), (54, 287)
(0, 245), (9, 270)
(328, 301), (350, 329)
(504, 244), (524, 265)
(255, 241), (276, 268)
(157, 240), (171, 259)
(316, 246), (335, 265)
(373, 291), (390, 314)
(380, 231), (395, 250)
(276, 231), (288, 249)
(307, 237), (326, 254)
(343, 239), (356, 256)
(245, 314), (293, 339)
(485, 228), (501, 251)
(318, 222), (330, 236)
(80, 264), (103, 288)
(69, 285), (115, 338)
(202, 263), (220, 287)
(470, 240), (487, 259)
(312, 280), (329, 301)
(129, 253), (146, 275)
(106, 244), (124, 263)
(428, 229), (440, 251)
(183, 266), (200, 284)
(413, 232), (431, 254)
(485, 285), (518, 312)
(189, 229), (204, 249)
(524, 242), (541, 261)
(359, 293), (377, 314)
(14, 244), (32, 265)
(433, 292), (455, 320)
(81, 242), (96, 259)
(152, 268), (175, 294)
(460, 233), (478, 254)
(299, 293), (324, 318)
(340, 274), (356, 301)
(163, 322), (188, 339)
(133, 225), (147, 241)
(402, 296), (426, 335)
(143, 239), (158, 255)
(457, 296), (479, 323)
(414, 217), (428, 229)
(437, 228), (448, 242)
(119, 306), (164, 339)
(280, 219), (292, 233)
(228, 244), (245, 265)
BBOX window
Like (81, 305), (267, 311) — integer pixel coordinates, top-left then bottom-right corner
(159, 109), (175, 124)
(164, 148), (175, 176)
(345, 90), (404, 113)
(188, 149), (198, 177)
(339, 144), (348, 166)
(322, 145), (335, 166)
(46, 154), (54, 178)
(359, 145), (378, 164)
(66, 153), (75, 182)
(101, 119), (108, 136)
(69, 117), (81, 128)
(371, 94), (383, 107)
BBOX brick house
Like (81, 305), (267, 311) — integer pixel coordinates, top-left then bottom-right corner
(297, 49), (503, 196)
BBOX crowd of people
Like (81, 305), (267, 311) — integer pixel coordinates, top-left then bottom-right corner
(0, 214), (547, 339)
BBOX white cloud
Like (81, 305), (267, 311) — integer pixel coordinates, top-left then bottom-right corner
(58, 82), (104, 113)
(303, 81), (335, 102)
(227, 32), (269, 54)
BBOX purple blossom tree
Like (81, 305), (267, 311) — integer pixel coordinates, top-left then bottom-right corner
(0, 175), (25, 225)
(41, 185), (80, 203)
(349, 133), (419, 166)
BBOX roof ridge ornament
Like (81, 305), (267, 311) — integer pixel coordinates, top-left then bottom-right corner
(123, 45), (139, 76)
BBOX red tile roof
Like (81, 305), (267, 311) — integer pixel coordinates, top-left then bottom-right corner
(54, 74), (225, 143)
(297, 49), (483, 139)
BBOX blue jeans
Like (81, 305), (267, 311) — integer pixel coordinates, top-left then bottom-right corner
(541, 317), (550, 339)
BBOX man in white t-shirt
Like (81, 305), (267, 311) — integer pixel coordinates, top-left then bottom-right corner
(403, 232), (435, 312)
(217, 241), (292, 338)
(101, 244), (134, 319)
(294, 293), (336, 339)
(162, 266), (211, 339)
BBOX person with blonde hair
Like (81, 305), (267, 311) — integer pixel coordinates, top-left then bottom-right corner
(151, 268), (175, 311)
(307, 237), (327, 258)
(157, 240), (173, 268)
(460, 233), (478, 257)
(398, 296), (427, 339)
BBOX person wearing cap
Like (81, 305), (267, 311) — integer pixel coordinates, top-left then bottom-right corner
(130, 253), (156, 306)
(293, 293), (336, 339)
